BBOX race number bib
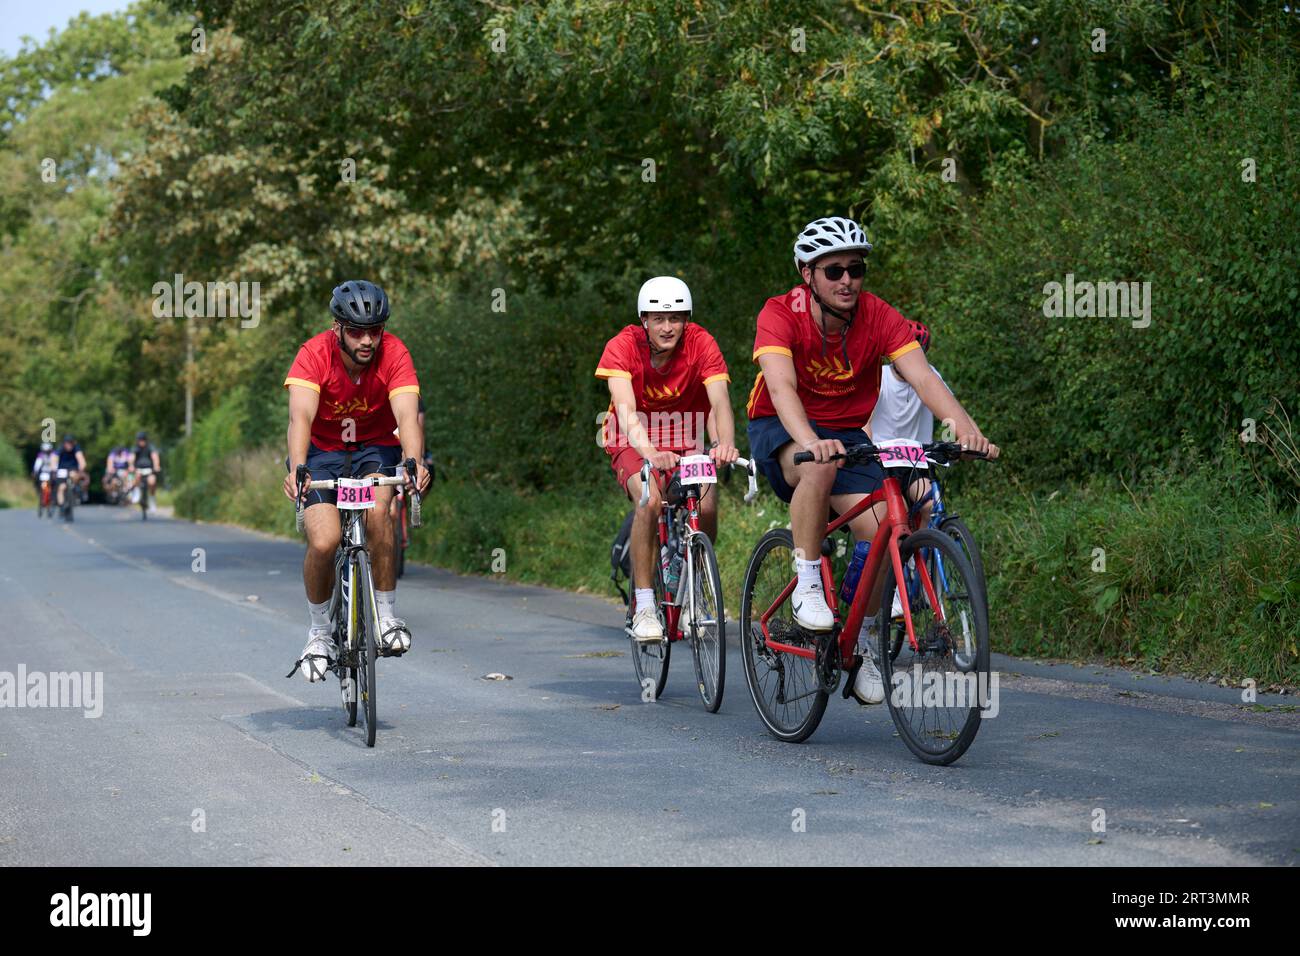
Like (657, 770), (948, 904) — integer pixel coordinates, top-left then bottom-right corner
(39, 472), (50, 482)
(56, 468), (69, 479)
(137, 468), (153, 477)
(877, 439), (928, 470)
(678, 454), (717, 485)
(336, 477), (376, 510)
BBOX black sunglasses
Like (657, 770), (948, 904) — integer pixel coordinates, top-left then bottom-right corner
(814, 262), (866, 281)
(340, 323), (385, 339)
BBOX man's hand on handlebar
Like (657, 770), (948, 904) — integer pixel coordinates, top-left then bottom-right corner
(956, 431), (999, 460)
(709, 442), (739, 467)
(410, 460), (431, 494)
(800, 438), (846, 465)
(647, 449), (680, 471)
(283, 465), (308, 502)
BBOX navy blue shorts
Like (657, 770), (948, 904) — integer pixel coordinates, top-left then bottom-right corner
(747, 416), (885, 505)
(297, 443), (402, 507)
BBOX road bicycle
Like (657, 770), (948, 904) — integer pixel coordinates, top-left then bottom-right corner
(739, 440), (990, 765)
(36, 470), (54, 518)
(55, 469), (77, 522)
(626, 454), (758, 712)
(288, 457), (420, 747)
(130, 467), (155, 520)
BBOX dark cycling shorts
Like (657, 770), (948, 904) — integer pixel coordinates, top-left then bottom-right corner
(297, 442), (402, 507)
(747, 416), (886, 505)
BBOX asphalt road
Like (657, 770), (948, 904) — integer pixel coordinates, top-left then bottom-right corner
(1, 505), (1296, 866)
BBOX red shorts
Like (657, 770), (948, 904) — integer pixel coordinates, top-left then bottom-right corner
(609, 446), (675, 499)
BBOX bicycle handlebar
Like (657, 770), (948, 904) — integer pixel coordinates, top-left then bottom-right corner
(293, 459), (422, 533)
(637, 455), (760, 508)
(792, 440), (989, 467)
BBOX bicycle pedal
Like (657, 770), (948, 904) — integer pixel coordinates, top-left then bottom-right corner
(841, 656), (863, 700)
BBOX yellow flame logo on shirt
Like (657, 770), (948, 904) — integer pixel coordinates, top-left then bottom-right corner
(806, 356), (854, 383)
(642, 384), (682, 405)
(327, 397), (371, 419)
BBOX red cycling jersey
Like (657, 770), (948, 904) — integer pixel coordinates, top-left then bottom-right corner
(284, 330), (420, 450)
(746, 286), (919, 430)
(595, 323), (730, 453)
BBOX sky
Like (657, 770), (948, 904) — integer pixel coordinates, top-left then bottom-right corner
(0, 0), (127, 60)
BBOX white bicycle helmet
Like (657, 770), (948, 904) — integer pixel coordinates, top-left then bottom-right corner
(637, 276), (692, 316)
(793, 216), (873, 270)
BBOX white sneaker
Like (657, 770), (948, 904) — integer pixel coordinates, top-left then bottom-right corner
(299, 626), (334, 682)
(378, 617), (411, 655)
(851, 654), (885, 705)
(631, 606), (664, 643)
(792, 581), (834, 631)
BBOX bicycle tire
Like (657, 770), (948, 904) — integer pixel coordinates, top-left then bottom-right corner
(355, 549), (379, 746)
(628, 558), (670, 701)
(939, 515), (987, 615)
(687, 532), (726, 713)
(739, 528), (829, 743)
(333, 556), (358, 727)
(878, 528), (989, 766)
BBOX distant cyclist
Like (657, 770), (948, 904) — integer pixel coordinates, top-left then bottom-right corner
(281, 280), (430, 681)
(53, 434), (87, 518)
(595, 276), (738, 643)
(104, 446), (133, 500)
(31, 441), (58, 501)
(130, 432), (162, 511)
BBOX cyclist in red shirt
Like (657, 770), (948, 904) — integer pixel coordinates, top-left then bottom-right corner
(280, 280), (431, 681)
(596, 276), (739, 643)
(747, 217), (998, 704)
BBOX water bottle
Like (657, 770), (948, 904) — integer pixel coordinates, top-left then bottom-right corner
(840, 540), (871, 604)
(666, 547), (683, 594)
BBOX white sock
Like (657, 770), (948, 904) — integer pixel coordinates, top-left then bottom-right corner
(375, 589), (396, 620)
(308, 598), (331, 629)
(635, 588), (655, 613)
(795, 558), (823, 590)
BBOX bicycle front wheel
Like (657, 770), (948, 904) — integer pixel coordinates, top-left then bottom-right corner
(879, 529), (989, 765)
(354, 550), (379, 747)
(686, 532), (726, 713)
(739, 529), (829, 742)
(628, 559), (670, 701)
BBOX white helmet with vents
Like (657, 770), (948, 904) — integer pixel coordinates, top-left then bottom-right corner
(793, 217), (873, 270)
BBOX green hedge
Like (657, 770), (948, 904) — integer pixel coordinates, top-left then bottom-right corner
(890, 63), (1300, 491)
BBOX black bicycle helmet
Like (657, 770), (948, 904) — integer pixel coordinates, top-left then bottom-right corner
(329, 280), (390, 326)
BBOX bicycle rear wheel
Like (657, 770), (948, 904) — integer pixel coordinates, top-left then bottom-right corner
(686, 532), (726, 713)
(628, 560), (670, 701)
(739, 529), (829, 742)
(354, 550), (379, 747)
(879, 529), (989, 765)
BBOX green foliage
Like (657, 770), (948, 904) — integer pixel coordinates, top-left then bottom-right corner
(0, 434), (25, 477)
(890, 61), (1300, 489)
(973, 452), (1300, 685)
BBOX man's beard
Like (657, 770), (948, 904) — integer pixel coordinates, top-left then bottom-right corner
(338, 332), (378, 366)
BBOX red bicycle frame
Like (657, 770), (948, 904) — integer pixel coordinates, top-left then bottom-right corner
(758, 473), (947, 665)
(651, 474), (703, 646)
